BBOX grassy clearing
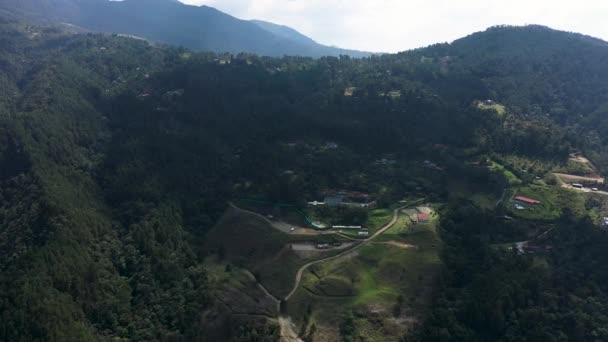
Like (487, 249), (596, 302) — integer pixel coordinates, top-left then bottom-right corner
(478, 102), (507, 117)
(204, 208), (348, 297)
(554, 159), (597, 177)
(366, 208), (393, 233)
(510, 185), (586, 220)
(490, 161), (522, 186)
(288, 213), (442, 341)
(383, 215), (412, 235)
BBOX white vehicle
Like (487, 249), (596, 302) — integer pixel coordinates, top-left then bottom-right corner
(290, 227), (296, 232)
(592, 188), (599, 191)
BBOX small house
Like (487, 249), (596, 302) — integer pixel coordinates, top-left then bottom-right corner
(418, 213), (430, 223)
(344, 87), (357, 97)
(316, 243), (330, 250)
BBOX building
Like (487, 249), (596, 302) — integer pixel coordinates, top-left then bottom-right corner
(572, 183), (583, 189)
(513, 196), (542, 205)
(418, 213), (430, 223)
(358, 230), (369, 237)
(307, 201), (325, 207)
(316, 243), (330, 250)
(601, 217), (608, 230)
(344, 87), (357, 97)
(332, 225), (363, 230)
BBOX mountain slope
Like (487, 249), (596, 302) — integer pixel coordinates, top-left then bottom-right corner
(3, 19), (608, 341)
(251, 20), (318, 46)
(0, 0), (372, 57)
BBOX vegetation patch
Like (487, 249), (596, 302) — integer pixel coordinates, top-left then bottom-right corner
(477, 102), (507, 117)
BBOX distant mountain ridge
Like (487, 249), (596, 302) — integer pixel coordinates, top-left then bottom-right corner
(0, 0), (372, 57)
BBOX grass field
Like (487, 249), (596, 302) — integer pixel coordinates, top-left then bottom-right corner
(510, 185), (586, 220)
(368, 208), (392, 225)
(287, 212), (442, 341)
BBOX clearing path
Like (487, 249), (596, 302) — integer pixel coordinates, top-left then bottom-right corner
(554, 173), (604, 184)
(278, 316), (303, 342)
(289, 242), (355, 252)
(375, 241), (416, 249)
(495, 188), (508, 208)
(242, 269), (281, 314)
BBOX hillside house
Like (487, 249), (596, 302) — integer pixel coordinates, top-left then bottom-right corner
(307, 201), (325, 207)
(602, 217), (608, 230)
(418, 213), (430, 223)
(344, 87), (357, 97)
(387, 90), (401, 98)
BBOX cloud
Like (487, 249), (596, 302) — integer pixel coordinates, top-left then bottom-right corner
(179, 0), (608, 53)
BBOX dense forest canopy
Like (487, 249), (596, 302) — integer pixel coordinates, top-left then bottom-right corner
(2, 15), (608, 341)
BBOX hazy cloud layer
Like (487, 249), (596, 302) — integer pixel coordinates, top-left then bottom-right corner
(179, 0), (608, 52)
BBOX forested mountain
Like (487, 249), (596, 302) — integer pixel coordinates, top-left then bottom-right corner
(0, 0), (371, 58)
(2, 15), (608, 341)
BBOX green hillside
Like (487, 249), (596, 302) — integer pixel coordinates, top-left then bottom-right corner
(2, 17), (608, 341)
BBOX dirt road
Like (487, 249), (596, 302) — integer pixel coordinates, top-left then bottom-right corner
(284, 205), (407, 301)
(554, 173), (604, 184)
(227, 202), (332, 235)
(229, 201), (417, 342)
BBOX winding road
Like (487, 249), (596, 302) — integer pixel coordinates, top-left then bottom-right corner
(283, 205), (408, 301)
(229, 200), (421, 341)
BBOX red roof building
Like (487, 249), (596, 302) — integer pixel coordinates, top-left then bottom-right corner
(418, 213), (430, 222)
(513, 196), (542, 205)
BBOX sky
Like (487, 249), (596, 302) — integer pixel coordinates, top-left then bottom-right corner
(178, 0), (608, 53)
